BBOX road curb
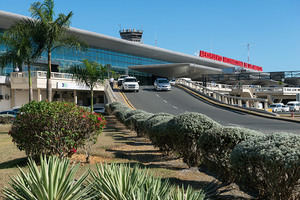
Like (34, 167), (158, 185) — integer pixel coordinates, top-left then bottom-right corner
(176, 84), (300, 124)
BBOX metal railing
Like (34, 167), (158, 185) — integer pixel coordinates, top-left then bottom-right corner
(177, 78), (269, 111)
(11, 71), (74, 80)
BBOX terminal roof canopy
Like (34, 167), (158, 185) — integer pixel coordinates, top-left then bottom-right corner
(129, 63), (223, 79)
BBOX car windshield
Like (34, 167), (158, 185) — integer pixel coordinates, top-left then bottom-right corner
(269, 105), (276, 108)
(120, 75), (128, 79)
(287, 103), (294, 106)
(124, 78), (137, 82)
(158, 79), (169, 84)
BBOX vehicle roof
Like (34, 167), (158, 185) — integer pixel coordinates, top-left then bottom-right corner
(156, 78), (168, 80)
(287, 101), (300, 104)
(124, 76), (137, 79)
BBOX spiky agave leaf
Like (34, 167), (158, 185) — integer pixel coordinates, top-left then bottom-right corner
(3, 155), (92, 200)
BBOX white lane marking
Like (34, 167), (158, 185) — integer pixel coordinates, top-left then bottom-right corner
(163, 100), (168, 104)
(155, 94), (160, 98)
(172, 105), (178, 109)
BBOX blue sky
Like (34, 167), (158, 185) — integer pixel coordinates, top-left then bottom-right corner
(1, 0), (299, 72)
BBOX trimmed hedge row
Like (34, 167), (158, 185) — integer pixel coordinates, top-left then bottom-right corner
(231, 133), (300, 200)
(107, 102), (300, 200)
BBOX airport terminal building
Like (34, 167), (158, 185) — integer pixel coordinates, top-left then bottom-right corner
(0, 10), (262, 111)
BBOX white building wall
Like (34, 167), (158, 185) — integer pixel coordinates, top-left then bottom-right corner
(0, 85), (11, 111)
(14, 90), (29, 108)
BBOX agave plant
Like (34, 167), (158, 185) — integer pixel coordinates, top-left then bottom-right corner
(170, 185), (206, 200)
(3, 155), (92, 200)
(89, 163), (206, 200)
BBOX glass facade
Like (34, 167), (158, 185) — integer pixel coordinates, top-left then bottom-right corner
(0, 30), (169, 80)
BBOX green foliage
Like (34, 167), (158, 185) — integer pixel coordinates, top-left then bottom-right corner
(148, 116), (175, 154)
(109, 102), (128, 113)
(0, 116), (14, 124)
(114, 106), (133, 123)
(198, 126), (263, 181)
(123, 109), (146, 128)
(142, 113), (174, 137)
(166, 112), (221, 167)
(69, 59), (107, 111)
(3, 155), (92, 200)
(10, 101), (105, 158)
(230, 133), (300, 200)
(89, 163), (205, 200)
(30, 0), (84, 101)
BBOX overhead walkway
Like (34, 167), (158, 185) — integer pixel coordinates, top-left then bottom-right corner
(199, 71), (300, 86)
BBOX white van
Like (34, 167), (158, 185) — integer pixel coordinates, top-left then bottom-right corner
(287, 101), (300, 112)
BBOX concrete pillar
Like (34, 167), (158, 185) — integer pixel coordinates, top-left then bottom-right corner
(254, 101), (260, 109)
(245, 100), (249, 108)
(264, 102), (269, 111)
(231, 98), (235, 105)
(238, 99), (242, 107)
(213, 93), (217, 99)
(74, 90), (77, 104)
(37, 89), (41, 102)
(10, 89), (15, 108)
(224, 97), (228, 104)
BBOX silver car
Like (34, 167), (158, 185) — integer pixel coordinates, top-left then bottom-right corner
(154, 78), (171, 91)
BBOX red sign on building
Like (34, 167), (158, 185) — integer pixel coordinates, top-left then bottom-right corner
(199, 50), (263, 71)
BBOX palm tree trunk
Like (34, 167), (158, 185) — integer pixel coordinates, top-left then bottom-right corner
(90, 87), (94, 112)
(28, 63), (33, 102)
(47, 50), (52, 102)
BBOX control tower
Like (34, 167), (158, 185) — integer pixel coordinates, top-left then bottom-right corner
(119, 28), (143, 42)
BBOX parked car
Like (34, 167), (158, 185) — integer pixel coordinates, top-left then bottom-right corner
(121, 77), (139, 92)
(269, 103), (284, 112)
(0, 110), (17, 117)
(117, 75), (129, 87)
(169, 79), (176, 85)
(287, 101), (300, 112)
(154, 78), (171, 91)
(94, 107), (105, 114)
(281, 105), (290, 112)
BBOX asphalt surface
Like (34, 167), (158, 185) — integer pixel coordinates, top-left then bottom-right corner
(122, 85), (300, 134)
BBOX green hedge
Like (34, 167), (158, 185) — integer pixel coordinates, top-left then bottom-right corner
(149, 117), (175, 154)
(142, 113), (173, 137)
(10, 101), (105, 158)
(230, 133), (300, 200)
(166, 112), (222, 167)
(198, 126), (263, 181)
(108, 103), (300, 199)
(124, 112), (153, 136)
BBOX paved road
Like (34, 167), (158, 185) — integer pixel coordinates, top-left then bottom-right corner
(122, 85), (300, 134)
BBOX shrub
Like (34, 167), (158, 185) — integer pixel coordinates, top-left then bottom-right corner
(149, 117), (175, 154)
(0, 115), (14, 124)
(114, 106), (132, 123)
(166, 112), (221, 167)
(230, 133), (300, 200)
(123, 109), (146, 128)
(10, 101), (106, 158)
(142, 113), (174, 137)
(89, 163), (205, 200)
(109, 101), (127, 112)
(125, 111), (153, 136)
(3, 155), (91, 200)
(198, 126), (263, 182)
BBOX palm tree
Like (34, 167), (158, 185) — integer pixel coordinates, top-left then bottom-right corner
(68, 59), (106, 112)
(30, 0), (83, 102)
(0, 19), (44, 102)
